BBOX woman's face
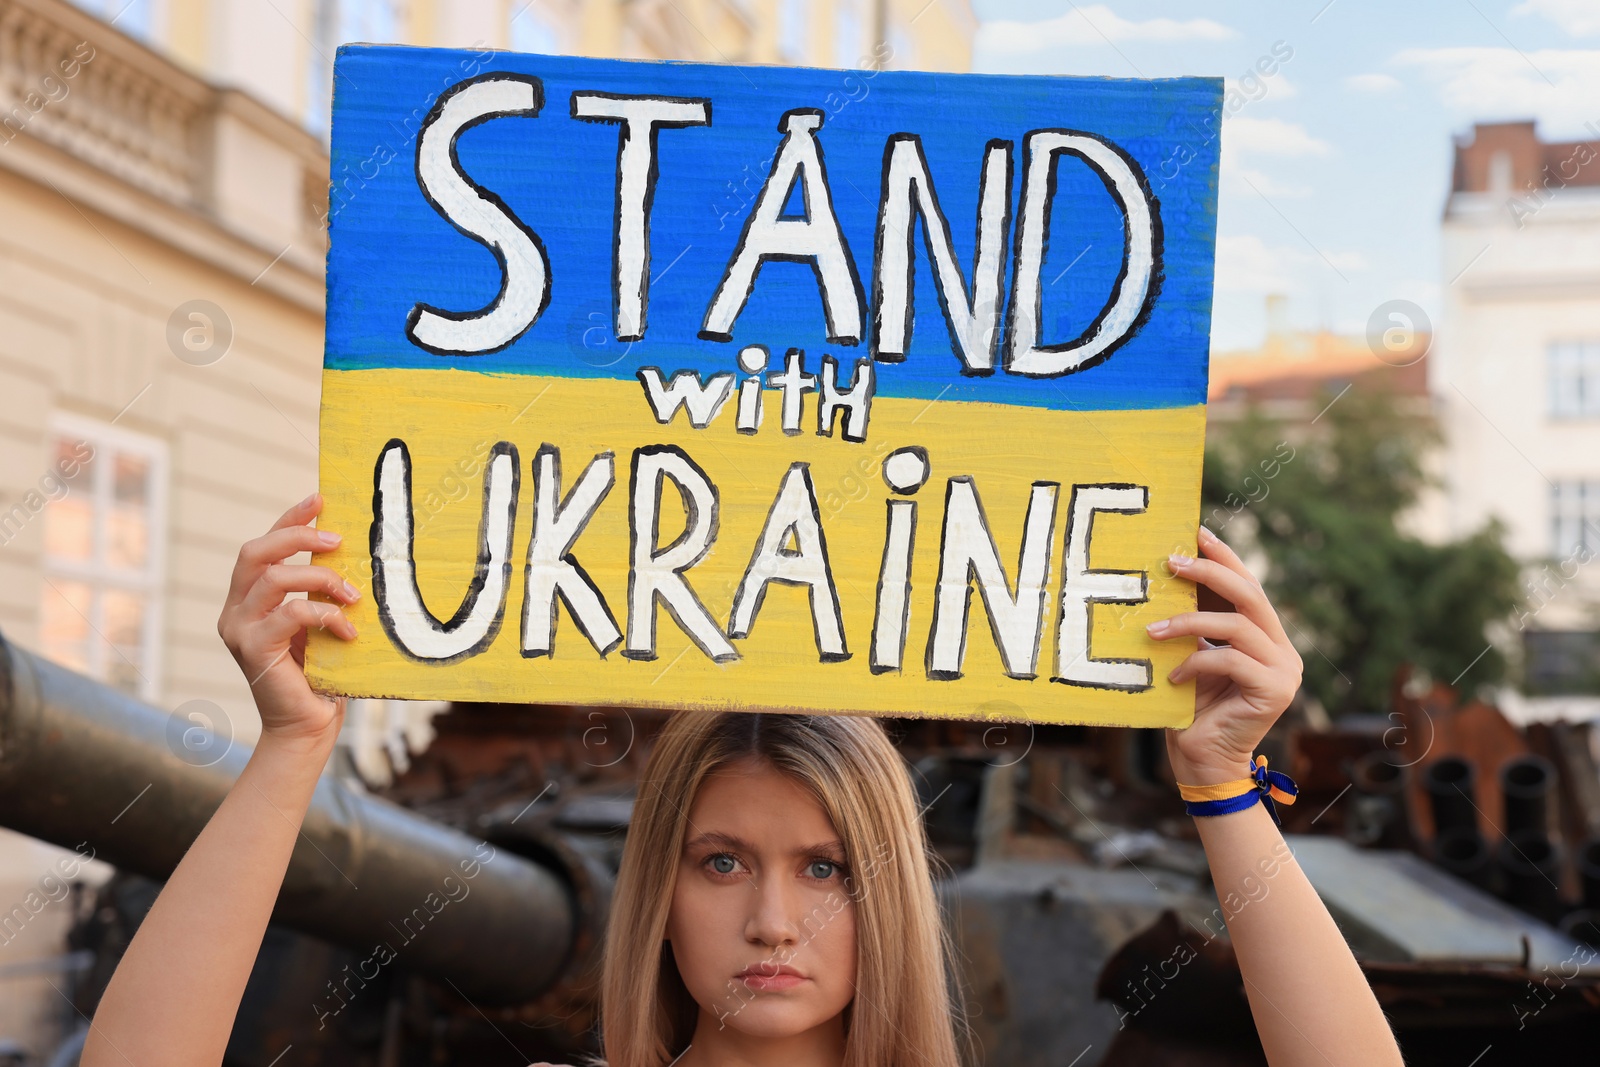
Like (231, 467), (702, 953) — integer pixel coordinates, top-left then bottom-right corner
(665, 758), (858, 1043)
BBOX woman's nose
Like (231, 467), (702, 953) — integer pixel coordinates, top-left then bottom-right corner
(743, 877), (801, 947)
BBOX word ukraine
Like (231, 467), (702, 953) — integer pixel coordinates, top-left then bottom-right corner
(310, 47), (1221, 728)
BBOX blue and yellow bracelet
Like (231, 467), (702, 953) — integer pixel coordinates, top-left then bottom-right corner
(1178, 756), (1299, 825)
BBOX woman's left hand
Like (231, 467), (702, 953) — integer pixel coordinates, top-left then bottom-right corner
(1146, 525), (1303, 786)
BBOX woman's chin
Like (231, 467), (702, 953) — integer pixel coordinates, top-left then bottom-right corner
(714, 997), (842, 1040)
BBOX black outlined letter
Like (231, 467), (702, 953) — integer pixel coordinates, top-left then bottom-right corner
(728, 463), (847, 660)
(767, 348), (817, 435)
(736, 345), (768, 433)
(1005, 130), (1162, 377)
(572, 93), (711, 341)
(1053, 484), (1151, 690)
(372, 439), (518, 661)
(926, 477), (1058, 679)
(872, 136), (1012, 372)
(816, 355), (875, 441)
(522, 446), (622, 658)
(701, 109), (865, 345)
(626, 446), (737, 661)
(407, 75), (550, 355)
(869, 447), (929, 673)
(637, 367), (735, 427)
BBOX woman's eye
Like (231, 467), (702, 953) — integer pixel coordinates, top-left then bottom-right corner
(807, 860), (837, 880)
(710, 854), (738, 875)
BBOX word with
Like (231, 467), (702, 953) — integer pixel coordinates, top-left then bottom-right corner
(408, 75), (1158, 380)
(1508, 123), (1599, 229)
(637, 347), (875, 440)
(1517, 540), (1596, 631)
(323, 42), (497, 227)
(0, 41), (96, 145)
(0, 439), (95, 547)
(1113, 837), (1292, 1029)
(1513, 936), (1597, 1030)
(0, 841), (96, 947)
(1153, 40), (1293, 191)
(715, 839), (895, 1029)
(312, 841), (497, 1029)
(1203, 441), (1295, 533)
(372, 439), (1154, 689)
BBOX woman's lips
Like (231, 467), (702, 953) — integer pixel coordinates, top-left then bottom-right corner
(737, 964), (807, 992)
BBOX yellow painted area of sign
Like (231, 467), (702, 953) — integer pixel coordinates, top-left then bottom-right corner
(307, 368), (1202, 728)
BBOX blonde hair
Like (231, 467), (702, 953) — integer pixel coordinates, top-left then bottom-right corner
(599, 711), (965, 1067)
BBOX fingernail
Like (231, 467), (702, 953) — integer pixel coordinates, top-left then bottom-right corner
(1146, 619), (1170, 636)
(1198, 525), (1218, 543)
(343, 580), (361, 601)
(317, 529), (341, 546)
(299, 492), (318, 509)
(1168, 552), (1194, 568)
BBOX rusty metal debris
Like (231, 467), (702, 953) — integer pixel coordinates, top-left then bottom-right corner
(4, 634), (1599, 1064)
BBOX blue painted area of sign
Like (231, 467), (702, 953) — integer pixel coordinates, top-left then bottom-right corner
(325, 45), (1220, 412)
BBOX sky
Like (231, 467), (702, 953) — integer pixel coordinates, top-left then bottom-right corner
(969, 0), (1599, 351)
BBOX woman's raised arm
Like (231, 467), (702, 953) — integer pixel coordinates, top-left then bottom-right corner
(82, 494), (359, 1067)
(1149, 525), (1404, 1067)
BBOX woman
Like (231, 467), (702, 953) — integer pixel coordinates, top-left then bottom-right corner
(81, 495), (1403, 1067)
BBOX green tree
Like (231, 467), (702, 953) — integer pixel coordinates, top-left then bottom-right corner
(1202, 385), (1522, 715)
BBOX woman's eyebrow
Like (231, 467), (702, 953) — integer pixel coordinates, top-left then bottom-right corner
(682, 830), (753, 852)
(680, 832), (847, 860)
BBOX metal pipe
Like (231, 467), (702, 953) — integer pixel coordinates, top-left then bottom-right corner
(1501, 754), (1556, 838)
(1347, 751), (1413, 850)
(1431, 827), (1494, 892)
(1497, 831), (1562, 921)
(1560, 909), (1600, 949)
(0, 631), (575, 1005)
(1578, 836), (1600, 910)
(1423, 756), (1478, 837)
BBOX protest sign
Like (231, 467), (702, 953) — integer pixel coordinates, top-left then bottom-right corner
(306, 45), (1221, 727)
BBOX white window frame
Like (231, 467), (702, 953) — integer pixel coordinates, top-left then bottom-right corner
(1549, 340), (1600, 420)
(1551, 479), (1600, 560)
(42, 412), (169, 700)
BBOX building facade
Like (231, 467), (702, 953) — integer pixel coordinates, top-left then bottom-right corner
(68, 0), (974, 137)
(1435, 121), (1600, 705)
(0, 0), (329, 1048)
(0, 0), (974, 1054)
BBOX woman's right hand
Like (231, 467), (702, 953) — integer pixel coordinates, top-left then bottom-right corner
(217, 493), (360, 745)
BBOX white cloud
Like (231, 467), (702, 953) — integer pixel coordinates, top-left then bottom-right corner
(1512, 0), (1600, 37)
(1226, 71), (1299, 102)
(1224, 117), (1333, 158)
(1394, 47), (1600, 133)
(1214, 235), (1302, 294)
(976, 6), (1235, 55)
(1217, 119), (1331, 199)
(1230, 168), (1311, 199)
(1214, 234), (1366, 296)
(1345, 72), (1403, 94)
(1325, 250), (1370, 274)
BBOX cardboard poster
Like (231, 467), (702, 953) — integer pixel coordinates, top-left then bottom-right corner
(307, 45), (1220, 727)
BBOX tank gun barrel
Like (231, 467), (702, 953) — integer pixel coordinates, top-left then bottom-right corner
(0, 631), (575, 1005)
